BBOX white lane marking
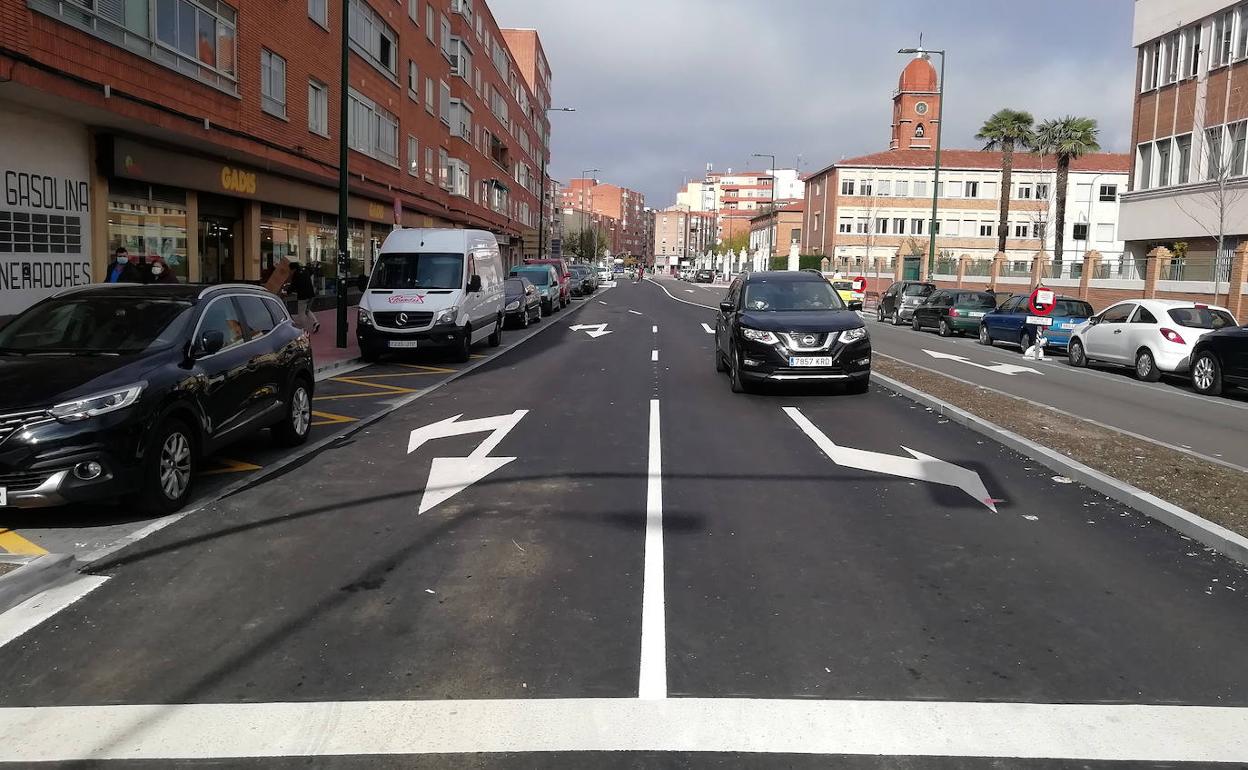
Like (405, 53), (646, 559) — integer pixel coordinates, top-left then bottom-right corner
(652, 325), (658, 334)
(701, 323), (714, 334)
(597, 301), (608, 305)
(784, 407), (999, 512)
(406, 411), (528, 515)
(569, 323), (612, 338)
(638, 399), (666, 700)
(684, 289), (696, 293)
(651, 349), (659, 362)
(628, 310), (643, 315)
(647, 278), (719, 310)
(0, 575), (108, 649)
(923, 349), (1042, 376)
(2, 698), (1245, 762)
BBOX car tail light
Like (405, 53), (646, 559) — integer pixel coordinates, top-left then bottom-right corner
(1160, 328), (1186, 344)
(948, 307), (959, 317)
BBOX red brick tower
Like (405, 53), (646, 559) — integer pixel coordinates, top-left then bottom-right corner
(891, 55), (940, 151)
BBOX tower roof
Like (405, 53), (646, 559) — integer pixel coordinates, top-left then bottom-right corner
(898, 55), (938, 92)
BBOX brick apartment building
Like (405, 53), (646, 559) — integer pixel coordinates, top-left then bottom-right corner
(0, 0), (552, 316)
(652, 206), (714, 275)
(749, 204), (804, 264)
(676, 168), (802, 245)
(559, 177), (646, 256)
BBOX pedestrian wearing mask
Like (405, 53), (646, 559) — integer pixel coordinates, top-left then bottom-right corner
(107, 247), (141, 283)
(147, 256), (179, 284)
(290, 263), (320, 333)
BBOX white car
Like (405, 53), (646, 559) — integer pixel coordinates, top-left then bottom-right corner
(1067, 299), (1238, 381)
(597, 268), (612, 282)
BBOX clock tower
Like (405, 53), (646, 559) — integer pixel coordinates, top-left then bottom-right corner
(891, 53), (940, 151)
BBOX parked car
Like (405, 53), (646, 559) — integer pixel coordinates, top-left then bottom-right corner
(1067, 299), (1238, 381)
(979, 295), (1093, 350)
(597, 268), (612, 283)
(831, 280), (865, 307)
(504, 277), (542, 329)
(910, 290), (998, 337)
(357, 229), (505, 363)
(510, 265), (562, 315)
(0, 284), (314, 514)
(695, 269), (715, 283)
(569, 265), (596, 296)
(876, 281), (936, 325)
(525, 258), (571, 307)
(714, 270), (871, 394)
(1190, 322), (1248, 396)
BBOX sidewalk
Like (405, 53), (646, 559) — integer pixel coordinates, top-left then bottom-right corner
(307, 306), (360, 375)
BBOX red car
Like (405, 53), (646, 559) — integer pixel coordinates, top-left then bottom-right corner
(525, 258), (571, 307)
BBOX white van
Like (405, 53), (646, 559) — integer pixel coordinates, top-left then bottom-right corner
(357, 228), (506, 362)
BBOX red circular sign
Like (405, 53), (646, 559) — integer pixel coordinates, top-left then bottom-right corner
(1028, 287), (1056, 316)
(851, 276), (867, 292)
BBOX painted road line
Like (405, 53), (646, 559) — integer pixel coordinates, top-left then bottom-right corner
(0, 529), (47, 556)
(597, 301), (608, 305)
(652, 325), (658, 334)
(646, 278), (718, 311)
(200, 458), (263, 476)
(0, 575), (107, 649)
(310, 410), (357, 427)
(331, 376), (418, 394)
(629, 310), (643, 315)
(0, 698), (1244, 762)
(701, 323), (714, 334)
(638, 398), (666, 700)
(651, 349), (659, 362)
(922, 349), (1042, 376)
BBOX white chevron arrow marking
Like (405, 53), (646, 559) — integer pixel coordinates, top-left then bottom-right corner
(569, 323), (612, 338)
(407, 410), (527, 514)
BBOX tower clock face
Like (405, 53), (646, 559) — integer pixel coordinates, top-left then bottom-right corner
(915, 101), (929, 116)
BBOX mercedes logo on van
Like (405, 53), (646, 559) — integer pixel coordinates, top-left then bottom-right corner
(398, 313), (409, 326)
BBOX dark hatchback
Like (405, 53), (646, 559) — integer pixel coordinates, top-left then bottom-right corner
(0, 284), (314, 514)
(714, 271), (871, 393)
(1190, 322), (1248, 397)
(503, 277), (542, 328)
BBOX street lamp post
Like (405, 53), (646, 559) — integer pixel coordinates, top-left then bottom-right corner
(537, 107), (575, 259)
(334, 0), (351, 348)
(752, 153), (777, 271)
(580, 168), (599, 262)
(899, 47), (945, 275)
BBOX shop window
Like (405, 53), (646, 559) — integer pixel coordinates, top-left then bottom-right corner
(107, 188), (189, 283)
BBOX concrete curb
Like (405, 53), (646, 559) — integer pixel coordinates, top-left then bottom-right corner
(313, 356), (366, 379)
(0, 554), (77, 615)
(872, 371), (1248, 567)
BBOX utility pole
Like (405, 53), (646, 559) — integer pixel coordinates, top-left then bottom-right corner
(537, 107), (575, 259)
(335, 0), (350, 348)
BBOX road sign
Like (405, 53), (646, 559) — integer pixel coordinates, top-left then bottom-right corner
(923, 349), (1042, 376)
(569, 323), (612, 338)
(1029, 287), (1056, 315)
(784, 407), (999, 511)
(1025, 316), (1055, 326)
(406, 410), (528, 514)
(852, 276), (867, 293)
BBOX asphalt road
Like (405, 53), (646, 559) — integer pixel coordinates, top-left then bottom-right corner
(0, 276), (1245, 765)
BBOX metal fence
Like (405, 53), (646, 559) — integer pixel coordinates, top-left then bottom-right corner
(964, 259), (993, 277)
(1161, 256), (1232, 282)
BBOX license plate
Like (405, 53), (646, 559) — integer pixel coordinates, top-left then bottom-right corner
(789, 356), (834, 367)
(968, 311), (985, 318)
(389, 340), (420, 349)
(1061, 322), (1079, 329)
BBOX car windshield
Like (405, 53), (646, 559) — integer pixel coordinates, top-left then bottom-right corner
(903, 284), (936, 297)
(1054, 300), (1094, 317)
(0, 296), (195, 355)
(504, 279), (526, 295)
(956, 293), (998, 308)
(743, 281), (845, 311)
(512, 269), (550, 286)
(1168, 307), (1237, 329)
(370, 253), (463, 290)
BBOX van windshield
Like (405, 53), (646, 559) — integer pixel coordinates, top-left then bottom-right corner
(371, 253), (464, 290)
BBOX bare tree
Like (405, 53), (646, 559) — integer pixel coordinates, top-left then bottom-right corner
(1175, 131), (1246, 290)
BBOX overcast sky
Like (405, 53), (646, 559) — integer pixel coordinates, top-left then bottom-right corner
(488, 0), (1136, 208)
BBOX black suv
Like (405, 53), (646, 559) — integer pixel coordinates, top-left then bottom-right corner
(1190, 322), (1248, 397)
(877, 280), (936, 325)
(714, 271), (871, 393)
(0, 284), (314, 514)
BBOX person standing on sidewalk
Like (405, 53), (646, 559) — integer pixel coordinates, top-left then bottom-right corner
(290, 263), (320, 333)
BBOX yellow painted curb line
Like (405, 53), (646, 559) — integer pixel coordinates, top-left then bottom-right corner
(0, 528), (48, 556)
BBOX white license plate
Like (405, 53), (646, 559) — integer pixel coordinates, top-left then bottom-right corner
(1061, 322), (1079, 329)
(389, 340), (420, 349)
(968, 311), (985, 318)
(0, 487), (7, 507)
(789, 356), (834, 367)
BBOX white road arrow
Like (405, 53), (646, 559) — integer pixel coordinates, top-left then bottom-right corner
(569, 323), (612, 338)
(407, 410), (527, 514)
(922, 349), (1042, 376)
(784, 407), (998, 512)
(701, 323), (715, 334)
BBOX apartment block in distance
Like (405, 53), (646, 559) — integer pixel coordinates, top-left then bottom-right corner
(559, 177), (647, 256)
(0, 0), (553, 317)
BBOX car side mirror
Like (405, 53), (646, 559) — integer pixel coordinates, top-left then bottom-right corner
(1087, 316), (1100, 325)
(197, 329), (225, 357)
(848, 300), (864, 311)
(719, 301), (734, 313)
(467, 274), (482, 293)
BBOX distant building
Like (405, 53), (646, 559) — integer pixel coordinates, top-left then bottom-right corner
(891, 54), (942, 151)
(674, 167), (802, 248)
(560, 178), (646, 256)
(750, 204), (805, 261)
(653, 206), (715, 275)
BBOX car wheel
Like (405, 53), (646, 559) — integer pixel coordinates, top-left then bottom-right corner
(1068, 338), (1087, 367)
(729, 346), (749, 393)
(876, 306), (885, 323)
(541, 300), (551, 316)
(453, 324), (472, 363)
(132, 418), (196, 515)
(911, 315), (921, 331)
(1135, 348), (1162, 382)
(1191, 351), (1224, 396)
(488, 317), (502, 347)
(531, 305), (541, 323)
(715, 343), (728, 373)
(938, 318), (953, 337)
(978, 325), (992, 346)
(891, 310), (902, 326)
(273, 377), (313, 447)
(520, 309), (530, 329)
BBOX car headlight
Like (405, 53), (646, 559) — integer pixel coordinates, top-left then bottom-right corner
(505, 300), (520, 311)
(741, 327), (779, 344)
(434, 309), (458, 326)
(50, 383), (146, 422)
(358, 308), (373, 326)
(841, 327), (869, 344)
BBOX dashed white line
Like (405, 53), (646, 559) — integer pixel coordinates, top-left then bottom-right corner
(628, 310), (643, 315)
(597, 301), (608, 305)
(652, 325), (658, 333)
(638, 398), (666, 700)
(701, 323), (714, 334)
(651, 349), (659, 362)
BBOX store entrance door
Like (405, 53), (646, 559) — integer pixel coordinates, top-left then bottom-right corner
(199, 216), (237, 284)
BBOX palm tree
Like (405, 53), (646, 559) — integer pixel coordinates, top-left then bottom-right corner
(1034, 116), (1101, 269)
(976, 109), (1035, 255)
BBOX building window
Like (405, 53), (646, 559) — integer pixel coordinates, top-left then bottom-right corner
(1141, 41), (1159, 90)
(1072, 222), (1088, 241)
(449, 98), (472, 139)
(876, 218), (888, 234)
(859, 180), (873, 196)
(914, 123), (926, 138)
(407, 135), (419, 176)
(896, 180), (910, 197)
(438, 148), (450, 189)
(945, 180), (962, 198)
(965, 180), (979, 198)
(1213, 9), (1234, 68)
(308, 0), (327, 28)
(260, 49), (286, 118)
(944, 220), (959, 236)
(838, 218), (853, 234)
(1231, 121), (1247, 176)
(1016, 183), (1032, 199)
(1175, 135), (1192, 184)
(408, 0), (418, 24)
(439, 80), (452, 125)
(812, 212), (821, 231)
(439, 13), (452, 60)
(1238, 5), (1248, 60)
(152, 0), (238, 88)
(1035, 182), (1049, 199)
(893, 217), (905, 234)
(840, 180), (855, 195)
(1137, 143), (1153, 189)
(1184, 24), (1201, 78)
(1158, 139), (1173, 187)
(425, 76), (435, 114)
(426, 3), (434, 40)
(1164, 30), (1181, 84)
(449, 37), (472, 79)
(1207, 126), (1225, 180)
(1096, 223), (1115, 242)
(1098, 183), (1117, 201)
(346, 88), (398, 166)
(425, 146), (434, 183)
(913, 180), (927, 197)
(911, 218), (925, 235)
(307, 79), (328, 136)
(855, 218), (869, 234)
(348, 0), (397, 76)
(408, 60), (419, 100)
(979, 223), (993, 237)
(107, 189), (189, 282)
(877, 180), (891, 196)
(1013, 222), (1029, 238)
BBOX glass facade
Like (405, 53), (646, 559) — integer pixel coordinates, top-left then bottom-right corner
(107, 193), (190, 282)
(260, 205), (300, 279)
